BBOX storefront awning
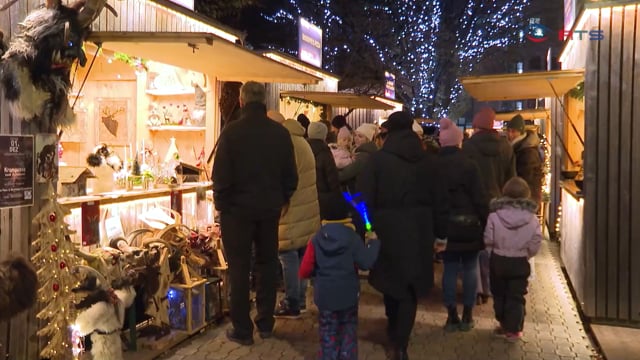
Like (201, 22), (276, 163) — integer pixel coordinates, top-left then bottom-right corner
(495, 109), (551, 121)
(86, 32), (322, 84)
(460, 70), (584, 101)
(280, 91), (395, 110)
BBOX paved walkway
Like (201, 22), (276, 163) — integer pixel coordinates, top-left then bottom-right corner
(158, 241), (601, 360)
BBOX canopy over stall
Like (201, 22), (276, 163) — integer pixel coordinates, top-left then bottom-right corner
(86, 32), (322, 84)
(279, 91), (395, 110)
(459, 69), (584, 101)
(495, 109), (551, 121)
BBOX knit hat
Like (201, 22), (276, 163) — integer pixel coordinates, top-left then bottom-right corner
(472, 107), (496, 130)
(506, 114), (526, 133)
(337, 126), (352, 142)
(331, 115), (348, 129)
(307, 122), (328, 140)
(502, 176), (531, 199)
(384, 111), (414, 133)
(267, 110), (285, 124)
(322, 195), (350, 221)
(355, 123), (378, 142)
(438, 118), (463, 147)
(412, 121), (424, 136)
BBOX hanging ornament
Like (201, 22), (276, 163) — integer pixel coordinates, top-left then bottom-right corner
(49, 213), (57, 222)
(59, 262), (66, 269)
(53, 283), (60, 292)
(51, 244), (58, 252)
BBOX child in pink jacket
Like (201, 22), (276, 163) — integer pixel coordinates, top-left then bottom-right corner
(484, 177), (542, 342)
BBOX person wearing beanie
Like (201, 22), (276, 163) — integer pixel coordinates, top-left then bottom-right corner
(472, 107), (497, 130)
(299, 199), (380, 359)
(437, 117), (489, 333)
(297, 113), (310, 138)
(307, 122), (344, 220)
(438, 118), (463, 148)
(505, 114), (543, 205)
(485, 177), (542, 342)
(357, 110), (449, 359)
(308, 121), (328, 141)
(274, 118), (321, 319)
(354, 123), (378, 147)
(462, 107), (515, 307)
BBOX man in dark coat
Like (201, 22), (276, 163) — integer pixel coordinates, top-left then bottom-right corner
(358, 111), (449, 360)
(307, 122), (344, 219)
(462, 107), (515, 304)
(505, 115), (543, 204)
(212, 81), (298, 345)
(462, 107), (516, 200)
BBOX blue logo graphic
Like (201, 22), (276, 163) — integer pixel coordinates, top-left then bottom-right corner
(526, 23), (550, 43)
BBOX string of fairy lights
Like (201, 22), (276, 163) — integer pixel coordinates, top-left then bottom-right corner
(259, 0), (531, 118)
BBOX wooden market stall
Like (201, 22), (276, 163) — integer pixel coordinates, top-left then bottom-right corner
(559, 0), (640, 326)
(460, 69), (584, 238)
(0, 1), (321, 359)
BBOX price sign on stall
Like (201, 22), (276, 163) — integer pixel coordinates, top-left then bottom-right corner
(0, 135), (34, 209)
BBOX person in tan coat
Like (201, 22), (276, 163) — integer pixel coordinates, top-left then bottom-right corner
(268, 112), (321, 318)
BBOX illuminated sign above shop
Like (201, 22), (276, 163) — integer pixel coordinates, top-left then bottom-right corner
(385, 71), (396, 99)
(298, 17), (322, 68)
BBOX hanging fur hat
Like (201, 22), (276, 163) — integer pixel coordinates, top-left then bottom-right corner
(0, 255), (38, 322)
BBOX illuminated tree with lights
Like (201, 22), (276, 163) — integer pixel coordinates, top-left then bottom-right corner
(205, 0), (531, 117)
(434, 0), (531, 118)
(31, 182), (80, 360)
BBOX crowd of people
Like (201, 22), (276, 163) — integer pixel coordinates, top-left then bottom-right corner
(212, 81), (543, 360)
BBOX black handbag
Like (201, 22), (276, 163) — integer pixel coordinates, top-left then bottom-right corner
(447, 180), (483, 243)
(447, 213), (483, 243)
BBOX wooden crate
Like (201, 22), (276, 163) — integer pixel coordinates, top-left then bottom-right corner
(167, 279), (206, 334)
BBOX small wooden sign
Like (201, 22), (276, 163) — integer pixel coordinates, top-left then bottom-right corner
(81, 201), (100, 246)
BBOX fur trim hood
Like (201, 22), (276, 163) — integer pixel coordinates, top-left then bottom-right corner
(490, 197), (538, 213)
(490, 197), (538, 230)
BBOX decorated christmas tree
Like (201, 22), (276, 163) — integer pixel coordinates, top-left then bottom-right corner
(30, 182), (80, 360)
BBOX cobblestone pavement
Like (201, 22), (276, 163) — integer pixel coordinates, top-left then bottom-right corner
(159, 241), (601, 360)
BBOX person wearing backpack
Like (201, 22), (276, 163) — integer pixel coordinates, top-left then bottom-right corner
(436, 118), (489, 331)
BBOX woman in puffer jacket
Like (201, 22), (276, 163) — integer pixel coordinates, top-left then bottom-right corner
(268, 112), (321, 318)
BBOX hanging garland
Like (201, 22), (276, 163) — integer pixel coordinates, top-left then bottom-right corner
(568, 81), (584, 101)
(113, 52), (149, 72)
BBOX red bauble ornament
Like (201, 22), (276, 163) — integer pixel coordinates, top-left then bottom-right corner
(49, 213), (56, 222)
(53, 283), (59, 292)
(59, 262), (66, 269)
(51, 244), (57, 252)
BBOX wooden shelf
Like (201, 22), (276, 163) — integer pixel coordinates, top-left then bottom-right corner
(148, 125), (206, 132)
(146, 88), (207, 96)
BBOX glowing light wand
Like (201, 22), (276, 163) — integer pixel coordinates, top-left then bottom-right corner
(343, 192), (373, 232)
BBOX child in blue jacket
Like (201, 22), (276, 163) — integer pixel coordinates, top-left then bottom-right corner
(299, 200), (380, 360)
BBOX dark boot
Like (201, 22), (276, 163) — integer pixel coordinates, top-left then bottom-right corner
(460, 306), (475, 331)
(444, 306), (460, 332)
(392, 345), (409, 360)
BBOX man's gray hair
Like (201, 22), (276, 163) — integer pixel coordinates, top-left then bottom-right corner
(240, 81), (266, 104)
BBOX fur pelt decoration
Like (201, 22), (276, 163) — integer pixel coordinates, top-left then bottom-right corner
(0, 255), (38, 322)
(73, 275), (135, 360)
(86, 144), (123, 172)
(0, 0), (116, 132)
